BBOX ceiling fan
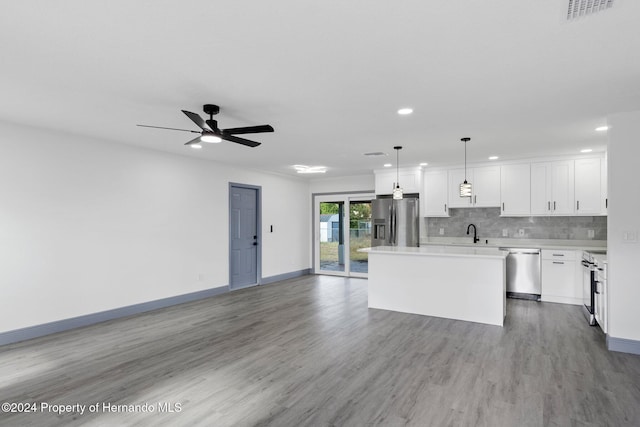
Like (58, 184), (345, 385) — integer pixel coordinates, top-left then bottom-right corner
(137, 104), (273, 148)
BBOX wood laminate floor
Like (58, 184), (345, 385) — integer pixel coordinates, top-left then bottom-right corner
(1, 275), (639, 426)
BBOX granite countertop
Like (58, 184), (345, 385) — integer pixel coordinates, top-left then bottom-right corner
(360, 245), (508, 259)
(420, 237), (607, 252)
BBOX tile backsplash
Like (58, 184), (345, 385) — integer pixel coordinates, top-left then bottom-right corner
(424, 208), (607, 241)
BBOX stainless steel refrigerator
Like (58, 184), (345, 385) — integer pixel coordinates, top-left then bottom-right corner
(371, 196), (420, 247)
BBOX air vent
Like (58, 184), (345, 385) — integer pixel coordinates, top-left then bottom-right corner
(566, 0), (614, 20)
(364, 152), (387, 157)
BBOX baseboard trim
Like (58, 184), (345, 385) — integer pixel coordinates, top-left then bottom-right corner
(0, 286), (229, 346)
(261, 268), (311, 285)
(607, 335), (640, 355)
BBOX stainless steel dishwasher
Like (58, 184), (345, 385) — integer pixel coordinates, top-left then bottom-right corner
(499, 248), (541, 300)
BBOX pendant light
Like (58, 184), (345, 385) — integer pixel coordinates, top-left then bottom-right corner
(459, 137), (472, 197)
(393, 146), (403, 200)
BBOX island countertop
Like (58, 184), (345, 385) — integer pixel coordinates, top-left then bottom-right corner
(360, 245), (508, 259)
(364, 244), (507, 326)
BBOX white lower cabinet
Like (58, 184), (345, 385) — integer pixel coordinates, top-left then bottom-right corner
(541, 249), (582, 305)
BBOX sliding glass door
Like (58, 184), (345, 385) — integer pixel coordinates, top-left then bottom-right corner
(314, 194), (373, 278)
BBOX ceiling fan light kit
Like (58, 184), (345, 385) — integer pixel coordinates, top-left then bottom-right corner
(200, 134), (222, 143)
(137, 104), (273, 148)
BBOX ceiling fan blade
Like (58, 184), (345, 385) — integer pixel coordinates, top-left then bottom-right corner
(222, 124), (274, 135)
(184, 136), (202, 146)
(181, 110), (210, 131)
(137, 124), (200, 133)
(222, 134), (261, 148)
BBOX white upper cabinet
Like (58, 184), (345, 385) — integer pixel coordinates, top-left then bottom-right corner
(473, 166), (501, 207)
(500, 163), (531, 216)
(422, 169), (449, 216)
(531, 160), (575, 215)
(374, 168), (422, 196)
(448, 168), (473, 208)
(574, 158), (602, 215)
(601, 155), (608, 214)
(448, 166), (500, 208)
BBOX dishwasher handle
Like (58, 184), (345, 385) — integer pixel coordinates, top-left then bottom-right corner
(499, 248), (541, 255)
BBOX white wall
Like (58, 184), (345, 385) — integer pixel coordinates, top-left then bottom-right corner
(0, 122), (310, 333)
(607, 111), (640, 342)
(309, 174), (374, 194)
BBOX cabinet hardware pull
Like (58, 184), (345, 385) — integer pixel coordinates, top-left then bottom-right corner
(552, 261), (564, 264)
(552, 253), (564, 256)
(606, 198), (608, 209)
(548, 201), (550, 211)
(554, 201), (556, 210)
(502, 202), (505, 211)
(444, 203), (447, 212)
(474, 195), (477, 204)
(577, 200), (579, 210)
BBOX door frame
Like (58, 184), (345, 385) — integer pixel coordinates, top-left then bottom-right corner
(312, 191), (374, 278)
(228, 182), (262, 290)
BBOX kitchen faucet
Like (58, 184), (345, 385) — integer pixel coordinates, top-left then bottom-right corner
(467, 223), (479, 243)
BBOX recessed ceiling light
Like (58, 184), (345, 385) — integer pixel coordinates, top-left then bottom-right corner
(581, 148), (593, 153)
(488, 156), (499, 160)
(293, 165), (327, 174)
(190, 144), (202, 149)
(595, 126), (609, 132)
(383, 163), (392, 167)
(397, 108), (413, 115)
(419, 162), (428, 166)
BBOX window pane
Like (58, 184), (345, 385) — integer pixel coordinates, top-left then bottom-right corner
(319, 202), (345, 272)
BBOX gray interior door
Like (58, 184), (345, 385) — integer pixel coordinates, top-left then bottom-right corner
(229, 185), (258, 290)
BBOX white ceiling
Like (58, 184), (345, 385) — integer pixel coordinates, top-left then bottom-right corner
(1, 1), (639, 178)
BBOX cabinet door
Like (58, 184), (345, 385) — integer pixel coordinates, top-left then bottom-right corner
(541, 259), (578, 303)
(574, 158), (602, 215)
(399, 169), (422, 194)
(448, 168), (473, 208)
(550, 160), (575, 215)
(423, 170), (449, 216)
(530, 162), (551, 215)
(601, 156), (608, 214)
(375, 169), (421, 195)
(500, 163), (531, 215)
(374, 171), (395, 195)
(473, 166), (500, 207)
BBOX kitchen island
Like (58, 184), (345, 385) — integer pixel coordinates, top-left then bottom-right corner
(361, 246), (508, 326)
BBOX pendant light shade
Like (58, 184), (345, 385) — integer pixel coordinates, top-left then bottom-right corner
(393, 146), (403, 200)
(459, 137), (472, 198)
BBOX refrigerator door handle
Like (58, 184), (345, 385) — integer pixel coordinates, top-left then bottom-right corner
(388, 204), (393, 245)
(392, 205), (397, 245)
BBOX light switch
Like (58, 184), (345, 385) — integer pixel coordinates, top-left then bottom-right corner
(623, 230), (638, 243)
(502, 229), (508, 237)
(439, 228), (444, 235)
(518, 229), (525, 237)
(588, 229), (595, 238)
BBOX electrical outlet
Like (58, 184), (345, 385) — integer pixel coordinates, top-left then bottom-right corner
(518, 229), (525, 237)
(588, 229), (595, 238)
(502, 229), (508, 237)
(439, 228), (444, 235)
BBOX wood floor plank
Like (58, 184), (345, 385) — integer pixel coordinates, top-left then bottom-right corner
(1, 275), (639, 426)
